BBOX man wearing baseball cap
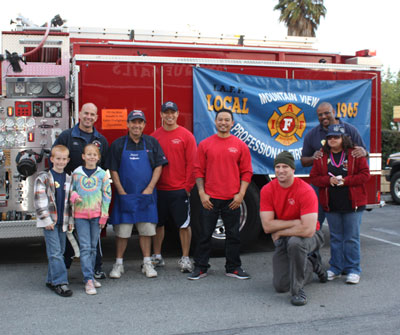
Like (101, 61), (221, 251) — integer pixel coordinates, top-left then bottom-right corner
(151, 102), (197, 273)
(301, 102), (367, 227)
(260, 151), (326, 306)
(106, 110), (168, 278)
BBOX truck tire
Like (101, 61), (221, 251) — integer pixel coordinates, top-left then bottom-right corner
(190, 182), (262, 252)
(390, 171), (400, 204)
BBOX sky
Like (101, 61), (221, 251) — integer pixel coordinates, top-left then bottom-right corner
(0, 0), (398, 73)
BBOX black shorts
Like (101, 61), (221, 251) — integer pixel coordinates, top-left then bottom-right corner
(157, 189), (190, 228)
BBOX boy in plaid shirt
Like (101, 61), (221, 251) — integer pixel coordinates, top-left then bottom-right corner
(34, 145), (74, 297)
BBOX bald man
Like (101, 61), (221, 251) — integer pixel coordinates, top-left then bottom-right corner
(54, 103), (109, 174)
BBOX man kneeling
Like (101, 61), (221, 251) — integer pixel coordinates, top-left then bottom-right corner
(260, 151), (327, 306)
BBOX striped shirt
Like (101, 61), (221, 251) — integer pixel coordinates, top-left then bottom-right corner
(34, 170), (73, 231)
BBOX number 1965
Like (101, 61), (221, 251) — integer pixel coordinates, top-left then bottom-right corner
(336, 102), (359, 118)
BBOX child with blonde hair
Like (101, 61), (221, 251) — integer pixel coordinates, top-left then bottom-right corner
(70, 144), (111, 295)
(34, 145), (74, 297)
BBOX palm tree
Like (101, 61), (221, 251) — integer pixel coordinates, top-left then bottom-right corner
(274, 0), (327, 37)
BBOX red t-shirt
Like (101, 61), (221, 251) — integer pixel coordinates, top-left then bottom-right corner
(195, 134), (253, 200)
(151, 126), (197, 192)
(260, 178), (319, 230)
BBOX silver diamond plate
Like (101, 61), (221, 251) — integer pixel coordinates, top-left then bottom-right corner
(0, 220), (43, 238)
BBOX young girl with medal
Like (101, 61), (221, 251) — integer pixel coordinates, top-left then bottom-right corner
(309, 124), (370, 285)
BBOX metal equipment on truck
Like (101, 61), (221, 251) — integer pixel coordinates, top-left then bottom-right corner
(0, 15), (383, 247)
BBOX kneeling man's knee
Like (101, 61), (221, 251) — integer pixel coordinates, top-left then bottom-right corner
(273, 278), (289, 293)
(287, 236), (306, 254)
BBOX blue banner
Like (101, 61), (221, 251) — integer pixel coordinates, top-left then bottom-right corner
(193, 68), (371, 175)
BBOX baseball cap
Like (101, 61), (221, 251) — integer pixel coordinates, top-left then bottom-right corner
(127, 110), (146, 122)
(161, 101), (178, 113)
(326, 124), (345, 137)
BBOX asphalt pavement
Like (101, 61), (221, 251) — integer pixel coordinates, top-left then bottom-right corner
(1, 202), (400, 335)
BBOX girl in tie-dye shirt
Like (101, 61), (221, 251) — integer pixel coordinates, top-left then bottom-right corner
(70, 144), (111, 295)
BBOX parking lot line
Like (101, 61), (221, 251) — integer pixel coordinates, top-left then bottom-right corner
(372, 227), (400, 236)
(361, 233), (400, 247)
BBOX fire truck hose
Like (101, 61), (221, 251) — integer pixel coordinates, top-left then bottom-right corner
(22, 21), (51, 57)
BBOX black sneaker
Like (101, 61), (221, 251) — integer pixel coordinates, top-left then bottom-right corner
(94, 270), (106, 279)
(45, 282), (54, 291)
(187, 268), (207, 280)
(225, 268), (251, 280)
(308, 252), (327, 283)
(291, 289), (307, 306)
(54, 284), (73, 297)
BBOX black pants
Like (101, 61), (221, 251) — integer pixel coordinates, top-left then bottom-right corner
(194, 198), (241, 272)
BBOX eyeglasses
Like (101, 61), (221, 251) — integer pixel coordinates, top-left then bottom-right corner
(327, 135), (341, 140)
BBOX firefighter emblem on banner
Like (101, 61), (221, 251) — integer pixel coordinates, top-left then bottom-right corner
(267, 103), (306, 146)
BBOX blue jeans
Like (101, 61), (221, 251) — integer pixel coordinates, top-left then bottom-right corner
(194, 198), (241, 272)
(311, 184), (326, 227)
(43, 224), (68, 285)
(64, 232), (103, 271)
(325, 211), (363, 275)
(75, 218), (100, 283)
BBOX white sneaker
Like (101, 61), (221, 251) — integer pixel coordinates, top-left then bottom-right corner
(327, 270), (341, 281)
(178, 256), (194, 273)
(93, 279), (101, 288)
(142, 262), (157, 278)
(109, 263), (124, 279)
(85, 280), (97, 295)
(346, 273), (360, 284)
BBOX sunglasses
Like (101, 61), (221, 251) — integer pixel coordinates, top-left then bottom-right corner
(327, 135), (341, 140)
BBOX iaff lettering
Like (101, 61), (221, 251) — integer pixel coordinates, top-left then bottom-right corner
(206, 94), (249, 114)
(231, 123), (302, 160)
(213, 84), (243, 94)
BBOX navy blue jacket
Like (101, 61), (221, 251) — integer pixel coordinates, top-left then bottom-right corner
(53, 124), (109, 174)
(302, 119), (366, 158)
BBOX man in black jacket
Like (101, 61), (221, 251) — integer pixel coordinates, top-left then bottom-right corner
(53, 102), (109, 279)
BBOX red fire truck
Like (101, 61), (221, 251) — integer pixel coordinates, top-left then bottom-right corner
(0, 17), (383, 247)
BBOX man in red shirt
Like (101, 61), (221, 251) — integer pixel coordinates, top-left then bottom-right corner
(260, 151), (326, 306)
(188, 109), (253, 280)
(151, 101), (197, 272)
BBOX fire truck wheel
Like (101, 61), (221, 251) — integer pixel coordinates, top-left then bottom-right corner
(190, 182), (262, 252)
(235, 182), (262, 248)
(390, 171), (400, 204)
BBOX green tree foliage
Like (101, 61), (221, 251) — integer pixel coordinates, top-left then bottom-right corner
(381, 68), (400, 130)
(381, 69), (400, 165)
(382, 129), (400, 166)
(274, 0), (326, 37)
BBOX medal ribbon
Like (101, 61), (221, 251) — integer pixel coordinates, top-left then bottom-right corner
(330, 151), (345, 168)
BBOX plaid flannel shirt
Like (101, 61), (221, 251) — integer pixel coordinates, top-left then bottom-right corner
(34, 170), (73, 231)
